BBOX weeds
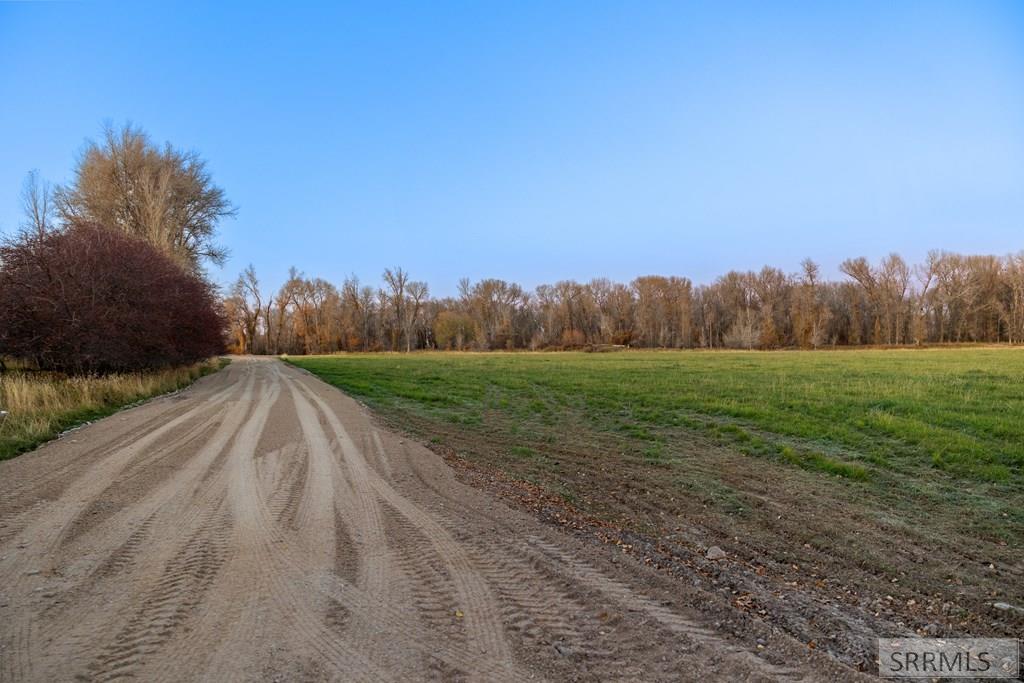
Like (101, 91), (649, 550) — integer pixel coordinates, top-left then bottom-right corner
(0, 358), (227, 460)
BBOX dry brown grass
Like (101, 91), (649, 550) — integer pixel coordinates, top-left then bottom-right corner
(0, 358), (226, 459)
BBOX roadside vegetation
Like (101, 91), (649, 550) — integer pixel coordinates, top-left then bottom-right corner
(0, 222), (225, 374)
(291, 349), (1024, 640)
(0, 358), (226, 460)
(0, 123), (232, 459)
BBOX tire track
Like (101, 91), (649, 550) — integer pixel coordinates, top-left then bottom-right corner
(0, 389), (232, 552)
(469, 540), (598, 655)
(0, 373), (246, 683)
(287, 375), (414, 679)
(285, 369), (524, 681)
(525, 535), (811, 681)
(216, 369), (399, 682)
(292, 376), (519, 676)
(0, 375), (238, 577)
(0, 378), (228, 520)
(1, 358), (854, 682)
(137, 370), (289, 683)
(216, 366), (363, 675)
(53, 403), (229, 555)
(366, 429), (395, 480)
(13, 369), (260, 682)
(332, 509), (359, 585)
(381, 503), (471, 680)
(86, 504), (233, 682)
(376, 428), (815, 680)
(268, 443), (309, 529)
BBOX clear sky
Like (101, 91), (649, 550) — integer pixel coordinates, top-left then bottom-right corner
(1, 1), (1022, 296)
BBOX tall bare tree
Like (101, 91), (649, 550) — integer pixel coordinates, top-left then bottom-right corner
(382, 267), (410, 351)
(227, 265), (264, 354)
(20, 171), (54, 237)
(406, 281), (430, 351)
(54, 123), (235, 270)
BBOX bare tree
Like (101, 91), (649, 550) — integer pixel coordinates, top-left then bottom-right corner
(1003, 253), (1024, 344)
(54, 123), (235, 270)
(20, 171), (53, 237)
(228, 265), (264, 354)
(407, 281), (429, 351)
(793, 258), (826, 348)
(382, 267), (410, 351)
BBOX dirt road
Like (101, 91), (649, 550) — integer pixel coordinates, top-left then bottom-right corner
(0, 358), (859, 681)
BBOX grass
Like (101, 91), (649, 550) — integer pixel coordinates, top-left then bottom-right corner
(290, 348), (1024, 482)
(290, 349), (1024, 639)
(0, 357), (228, 460)
(289, 349), (1024, 537)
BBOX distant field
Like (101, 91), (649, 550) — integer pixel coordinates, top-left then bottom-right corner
(291, 349), (1024, 637)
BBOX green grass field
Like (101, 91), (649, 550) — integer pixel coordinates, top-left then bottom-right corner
(291, 348), (1024, 480)
(291, 349), (1024, 631)
(292, 348), (1022, 535)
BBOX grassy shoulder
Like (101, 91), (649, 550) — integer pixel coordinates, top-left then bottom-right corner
(0, 357), (229, 460)
(289, 349), (1024, 638)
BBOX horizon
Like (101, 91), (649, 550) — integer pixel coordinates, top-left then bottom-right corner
(2, 1), (1023, 297)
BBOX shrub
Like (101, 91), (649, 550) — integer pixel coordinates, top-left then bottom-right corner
(0, 222), (226, 373)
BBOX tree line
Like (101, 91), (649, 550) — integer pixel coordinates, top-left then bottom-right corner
(226, 251), (1024, 354)
(6, 123), (1019, 364)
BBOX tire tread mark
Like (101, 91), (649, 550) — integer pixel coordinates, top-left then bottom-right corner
(293, 379), (518, 673)
(380, 503), (471, 681)
(526, 535), (810, 681)
(86, 505), (233, 682)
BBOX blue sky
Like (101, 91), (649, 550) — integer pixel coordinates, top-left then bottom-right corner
(1, 1), (1022, 296)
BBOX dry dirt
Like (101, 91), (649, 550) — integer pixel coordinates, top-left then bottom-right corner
(0, 358), (867, 681)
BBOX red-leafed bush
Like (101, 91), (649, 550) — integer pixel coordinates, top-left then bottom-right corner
(0, 222), (226, 373)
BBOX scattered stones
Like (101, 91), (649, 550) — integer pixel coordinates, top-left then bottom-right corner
(706, 546), (727, 561)
(992, 602), (1024, 614)
(553, 643), (575, 657)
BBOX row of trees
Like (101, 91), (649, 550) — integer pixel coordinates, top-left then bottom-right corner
(226, 251), (1024, 354)
(1, 125), (229, 373)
